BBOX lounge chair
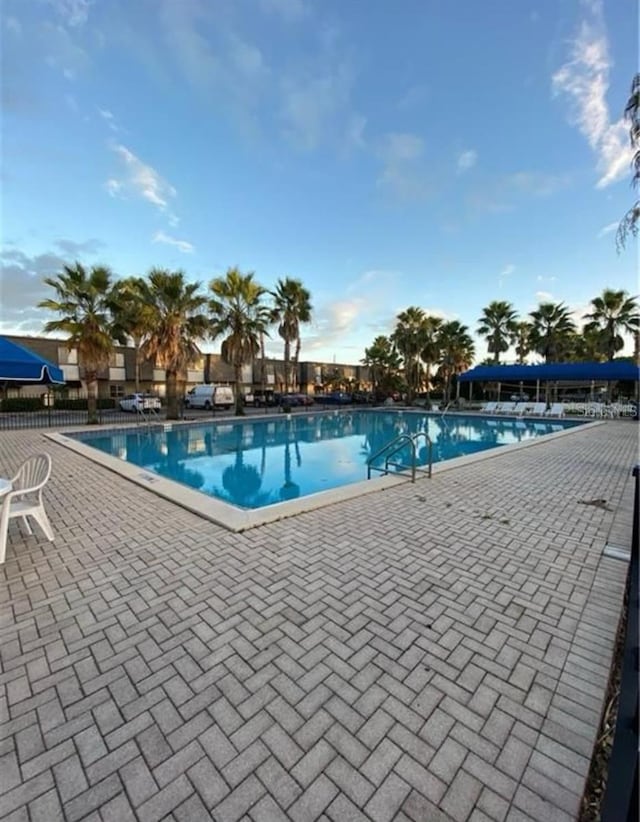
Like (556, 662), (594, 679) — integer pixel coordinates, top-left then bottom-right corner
(496, 402), (515, 415)
(545, 403), (565, 418)
(530, 403), (547, 416)
(0, 453), (54, 564)
(482, 401), (497, 413)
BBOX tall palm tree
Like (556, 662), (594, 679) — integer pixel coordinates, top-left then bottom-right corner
(437, 321), (475, 403)
(582, 289), (639, 361)
(477, 300), (518, 364)
(529, 302), (576, 362)
(109, 276), (154, 393)
(617, 73), (640, 249)
(39, 262), (120, 424)
(566, 328), (607, 362)
(420, 315), (443, 398)
(270, 278), (312, 393)
(210, 267), (270, 416)
(142, 269), (209, 420)
(391, 306), (426, 403)
(362, 335), (399, 394)
(514, 321), (532, 364)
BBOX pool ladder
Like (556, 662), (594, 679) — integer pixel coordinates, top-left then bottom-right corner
(367, 431), (433, 482)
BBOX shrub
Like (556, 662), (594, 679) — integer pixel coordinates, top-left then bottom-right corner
(53, 398), (116, 410)
(0, 397), (44, 413)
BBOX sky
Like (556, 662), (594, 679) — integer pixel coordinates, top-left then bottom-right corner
(1, 0), (638, 365)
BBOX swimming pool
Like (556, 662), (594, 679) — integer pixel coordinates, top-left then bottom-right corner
(65, 411), (584, 512)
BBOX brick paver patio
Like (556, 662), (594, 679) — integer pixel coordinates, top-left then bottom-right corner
(0, 419), (637, 821)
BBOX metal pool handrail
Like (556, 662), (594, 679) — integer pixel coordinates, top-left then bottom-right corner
(367, 431), (433, 482)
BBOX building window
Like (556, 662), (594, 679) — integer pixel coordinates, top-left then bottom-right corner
(109, 352), (125, 368)
(58, 347), (78, 365)
(109, 384), (125, 398)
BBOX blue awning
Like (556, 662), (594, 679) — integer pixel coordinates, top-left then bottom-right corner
(0, 337), (65, 384)
(459, 361), (640, 383)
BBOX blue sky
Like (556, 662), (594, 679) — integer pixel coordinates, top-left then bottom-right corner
(1, 0), (637, 363)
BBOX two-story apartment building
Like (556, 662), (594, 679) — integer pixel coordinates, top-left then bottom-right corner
(2, 336), (372, 398)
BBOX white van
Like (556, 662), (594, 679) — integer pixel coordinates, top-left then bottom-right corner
(184, 384), (234, 410)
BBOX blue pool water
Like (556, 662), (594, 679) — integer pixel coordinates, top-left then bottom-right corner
(71, 411), (583, 509)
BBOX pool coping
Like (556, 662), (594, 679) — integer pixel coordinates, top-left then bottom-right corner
(46, 410), (604, 532)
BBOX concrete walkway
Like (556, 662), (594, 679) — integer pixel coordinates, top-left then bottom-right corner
(0, 420), (637, 821)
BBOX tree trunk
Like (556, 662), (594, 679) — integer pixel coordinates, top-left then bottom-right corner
(234, 363), (244, 416)
(133, 335), (142, 394)
(86, 372), (98, 424)
(426, 363), (431, 398)
(166, 369), (178, 419)
(293, 336), (301, 392)
(260, 333), (266, 395)
(283, 339), (291, 393)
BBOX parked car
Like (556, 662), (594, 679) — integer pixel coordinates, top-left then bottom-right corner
(253, 390), (277, 407)
(184, 384), (234, 410)
(119, 393), (161, 413)
(318, 392), (353, 405)
(293, 393), (314, 406)
(279, 393), (303, 407)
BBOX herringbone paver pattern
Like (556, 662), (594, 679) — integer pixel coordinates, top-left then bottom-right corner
(0, 420), (637, 821)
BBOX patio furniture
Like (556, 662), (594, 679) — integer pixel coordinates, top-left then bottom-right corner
(530, 403), (548, 416)
(0, 453), (54, 564)
(496, 402), (515, 415)
(546, 403), (565, 418)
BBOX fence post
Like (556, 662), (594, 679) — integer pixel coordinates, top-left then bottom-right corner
(600, 464), (639, 822)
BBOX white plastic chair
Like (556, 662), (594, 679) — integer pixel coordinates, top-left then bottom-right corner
(0, 453), (54, 564)
(545, 403), (565, 418)
(530, 402), (547, 416)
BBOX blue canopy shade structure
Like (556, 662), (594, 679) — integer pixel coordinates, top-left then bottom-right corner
(459, 361), (640, 383)
(0, 337), (65, 384)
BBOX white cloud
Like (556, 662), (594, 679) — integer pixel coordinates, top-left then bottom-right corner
(108, 143), (176, 211)
(597, 221), (618, 238)
(260, 0), (308, 22)
(507, 171), (571, 196)
(45, 0), (93, 27)
(345, 114), (366, 150)
(536, 275), (557, 283)
(397, 84), (428, 111)
(98, 107), (118, 132)
(535, 291), (554, 301)
(152, 231), (194, 254)
(457, 149), (477, 173)
(500, 264), (515, 277)
(280, 62), (355, 150)
(5, 16), (22, 35)
(104, 178), (122, 196)
(552, 5), (633, 188)
(376, 133), (429, 200)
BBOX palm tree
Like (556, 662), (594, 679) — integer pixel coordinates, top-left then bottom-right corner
(210, 267), (270, 416)
(437, 321), (475, 403)
(142, 269), (209, 420)
(420, 316), (443, 398)
(566, 328), (607, 362)
(617, 73), (640, 249)
(391, 306), (426, 403)
(39, 262), (120, 424)
(514, 321), (532, 364)
(529, 302), (576, 362)
(477, 301), (518, 364)
(270, 278), (312, 393)
(109, 276), (154, 393)
(362, 336), (399, 394)
(582, 289), (639, 361)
